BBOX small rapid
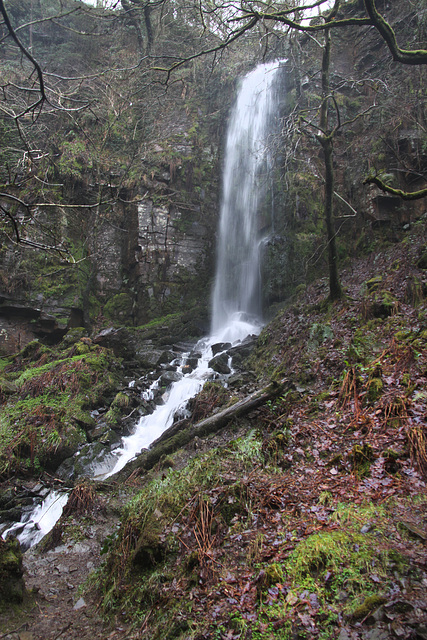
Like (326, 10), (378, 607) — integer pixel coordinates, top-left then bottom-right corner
(1, 491), (69, 551)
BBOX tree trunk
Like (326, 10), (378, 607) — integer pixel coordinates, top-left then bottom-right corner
(322, 135), (342, 300)
(319, 22), (342, 301)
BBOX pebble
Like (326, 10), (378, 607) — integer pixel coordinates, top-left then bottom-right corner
(73, 597), (87, 610)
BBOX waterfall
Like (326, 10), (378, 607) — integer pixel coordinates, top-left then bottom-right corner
(211, 60), (283, 339)
(1, 60), (283, 548)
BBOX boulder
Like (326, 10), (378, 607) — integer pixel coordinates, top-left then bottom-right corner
(211, 342), (232, 355)
(0, 538), (25, 606)
(209, 353), (231, 375)
(55, 442), (117, 482)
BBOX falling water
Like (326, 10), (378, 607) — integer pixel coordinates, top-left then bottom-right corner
(211, 60), (283, 337)
(2, 60), (283, 548)
(106, 60), (283, 476)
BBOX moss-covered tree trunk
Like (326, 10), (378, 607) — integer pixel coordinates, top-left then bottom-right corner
(318, 15), (342, 301)
(320, 133), (342, 300)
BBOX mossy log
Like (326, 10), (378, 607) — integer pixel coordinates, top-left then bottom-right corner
(106, 378), (289, 483)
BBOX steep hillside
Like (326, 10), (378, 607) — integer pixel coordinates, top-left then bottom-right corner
(1, 217), (425, 640)
(1, 0), (425, 353)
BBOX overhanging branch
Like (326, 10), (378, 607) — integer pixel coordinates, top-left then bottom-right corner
(363, 175), (427, 200)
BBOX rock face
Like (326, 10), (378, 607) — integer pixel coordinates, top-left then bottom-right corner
(0, 538), (25, 606)
(0, 96), (220, 355)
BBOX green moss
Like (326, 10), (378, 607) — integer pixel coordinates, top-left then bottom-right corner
(96, 433), (266, 616)
(0, 342), (121, 475)
(263, 563), (284, 588)
(367, 376), (383, 402)
(0, 538), (24, 608)
(365, 275), (383, 291)
(105, 391), (131, 426)
(351, 595), (387, 620)
(350, 443), (375, 477)
(104, 292), (134, 324)
(284, 526), (391, 621)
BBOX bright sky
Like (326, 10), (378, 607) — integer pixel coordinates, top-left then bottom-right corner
(82, 0), (334, 12)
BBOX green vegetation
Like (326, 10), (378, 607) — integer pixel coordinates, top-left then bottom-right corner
(87, 219), (427, 639)
(0, 336), (122, 476)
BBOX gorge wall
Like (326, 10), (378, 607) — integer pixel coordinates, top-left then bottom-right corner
(0, 0), (425, 354)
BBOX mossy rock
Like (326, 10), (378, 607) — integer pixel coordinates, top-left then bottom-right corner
(367, 376), (383, 402)
(368, 291), (398, 319)
(0, 377), (18, 396)
(350, 443), (375, 477)
(417, 248), (427, 270)
(60, 327), (89, 348)
(105, 391), (131, 426)
(104, 293), (134, 324)
(351, 595), (387, 620)
(132, 522), (165, 571)
(0, 538), (25, 607)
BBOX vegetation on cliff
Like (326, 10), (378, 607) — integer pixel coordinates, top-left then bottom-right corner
(0, 334), (122, 477)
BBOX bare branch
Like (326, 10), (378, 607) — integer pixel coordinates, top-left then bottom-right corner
(363, 0), (427, 65)
(0, 0), (47, 112)
(363, 175), (427, 200)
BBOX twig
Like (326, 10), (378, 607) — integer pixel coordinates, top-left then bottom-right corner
(0, 623), (28, 639)
(53, 622), (73, 640)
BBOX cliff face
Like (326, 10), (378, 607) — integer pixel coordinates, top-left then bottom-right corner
(0, 84), (223, 354)
(0, 0), (425, 354)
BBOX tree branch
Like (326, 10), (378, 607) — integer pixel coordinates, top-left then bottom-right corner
(363, 0), (427, 65)
(0, 0), (47, 113)
(363, 175), (427, 200)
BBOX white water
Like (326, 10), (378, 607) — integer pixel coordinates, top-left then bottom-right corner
(2, 491), (69, 550)
(212, 60), (282, 335)
(105, 60), (283, 476)
(2, 60), (282, 548)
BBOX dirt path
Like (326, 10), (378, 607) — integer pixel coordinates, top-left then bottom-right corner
(0, 501), (131, 640)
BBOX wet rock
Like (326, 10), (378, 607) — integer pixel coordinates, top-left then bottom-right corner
(160, 371), (183, 385)
(56, 442), (116, 482)
(88, 422), (122, 445)
(184, 356), (199, 372)
(227, 338), (257, 359)
(0, 537), (25, 606)
(0, 486), (18, 509)
(182, 365), (193, 374)
(211, 342), (232, 355)
(157, 350), (176, 365)
(93, 327), (136, 359)
(209, 353), (231, 375)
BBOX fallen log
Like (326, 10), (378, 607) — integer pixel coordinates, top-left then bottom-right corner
(154, 378), (289, 446)
(105, 378), (289, 484)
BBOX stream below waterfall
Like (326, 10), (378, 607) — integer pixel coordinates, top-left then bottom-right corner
(1, 59), (284, 550)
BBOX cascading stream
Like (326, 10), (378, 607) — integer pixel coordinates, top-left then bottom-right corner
(2, 60), (283, 549)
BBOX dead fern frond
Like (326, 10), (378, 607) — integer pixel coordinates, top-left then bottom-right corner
(408, 425), (427, 479)
(380, 394), (410, 430)
(63, 481), (97, 517)
(338, 367), (361, 418)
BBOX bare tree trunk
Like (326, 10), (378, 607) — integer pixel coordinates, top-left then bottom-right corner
(318, 21), (342, 301)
